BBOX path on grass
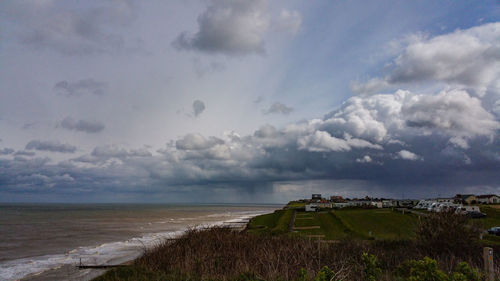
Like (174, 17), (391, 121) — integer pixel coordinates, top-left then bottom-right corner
(288, 209), (297, 232)
(291, 209), (418, 240)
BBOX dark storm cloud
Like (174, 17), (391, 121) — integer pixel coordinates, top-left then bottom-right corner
(14, 150), (36, 157)
(2, 21), (500, 200)
(192, 100), (206, 117)
(13, 83), (500, 195)
(26, 140), (77, 153)
(54, 79), (108, 97)
(60, 117), (105, 133)
(4, 92), (500, 198)
(91, 145), (152, 159)
(3, 0), (138, 55)
(264, 102), (293, 115)
(173, 0), (301, 56)
(144, 86), (500, 194)
(0, 148), (14, 155)
(173, 0), (269, 56)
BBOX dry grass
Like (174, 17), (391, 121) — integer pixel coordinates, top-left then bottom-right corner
(92, 212), (500, 280)
(129, 223), (497, 281)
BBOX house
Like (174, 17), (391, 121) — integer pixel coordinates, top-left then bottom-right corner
(477, 195), (490, 204)
(454, 194), (477, 205)
(311, 194), (322, 202)
(330, 195), (345, 203)
(437, 198), (454, 203)
(371, 201), (383, 208)
(477, 195), (500, 204)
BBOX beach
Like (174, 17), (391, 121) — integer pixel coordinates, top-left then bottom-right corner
(0, 203), (280, 281)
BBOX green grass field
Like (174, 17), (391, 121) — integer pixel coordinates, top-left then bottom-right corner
(286, 201), (306, 208)
(95, 205), (500, 280)
(472, 205), (500, 245)
(293, 211), (361, 240)
(333, 208), (418, 240)
(476, 205), (500, 228)
(247, 209), (293, 234)
(291, 208), (418, 240)
(248, 205), (500, 242)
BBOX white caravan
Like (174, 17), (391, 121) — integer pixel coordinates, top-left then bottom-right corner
(415, 200), (435, 210)
(455, 206), (480, 214)
(429, 202), (462, 212)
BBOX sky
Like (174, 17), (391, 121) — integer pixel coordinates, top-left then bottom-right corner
(0, 0), (500, 203)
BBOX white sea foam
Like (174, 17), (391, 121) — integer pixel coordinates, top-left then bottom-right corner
(0, 210), (271, 281)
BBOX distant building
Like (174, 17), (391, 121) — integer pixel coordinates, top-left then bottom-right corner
(311, 194), (322, 202)
(333, 202), (349, 208)
(371, 201), (383, 208)
(391, 199), (418, 208)
(477, 195), (500, 204)
(454, 194), (477, 205)
(437, 198), (454, 203)
(348, 200), (372, 207)
(305, 202), (332, 211)
(330, 195), (345, 203)
(317, 202), (332, 208)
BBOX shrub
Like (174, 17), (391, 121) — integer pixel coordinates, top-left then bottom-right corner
(296, 268), (309, 281)
(129, 226), (487, 281)
(313, 266), (335, 281)
(395, 257), (483, 281)
(362, 253), (382, 281)
(415, 211), (481, 259)
(395, 257), (448, 281)
(449, 262), (482, 281)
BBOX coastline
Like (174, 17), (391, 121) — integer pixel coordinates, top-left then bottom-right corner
(16, 209), (273, 281)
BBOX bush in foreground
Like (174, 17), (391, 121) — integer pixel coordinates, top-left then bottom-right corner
(395, 257), (483, 281)
(95, 212), (498, 280)
(416, 211), (481, 260)
(128, 226), (488, 280)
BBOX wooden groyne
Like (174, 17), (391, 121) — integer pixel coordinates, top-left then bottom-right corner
(78, 264), (129, 269)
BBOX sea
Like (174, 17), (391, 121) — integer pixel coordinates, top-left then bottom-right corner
(0, 203), (280, 281)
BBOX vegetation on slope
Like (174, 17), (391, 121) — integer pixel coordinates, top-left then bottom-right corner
(333, 209), (417, 240)
(93, 207), (500, 280)
(247, 209), (293, 235)
(94, 211), (499, 280)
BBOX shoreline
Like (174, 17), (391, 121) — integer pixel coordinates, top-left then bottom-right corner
(16, 211), (271, 281)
